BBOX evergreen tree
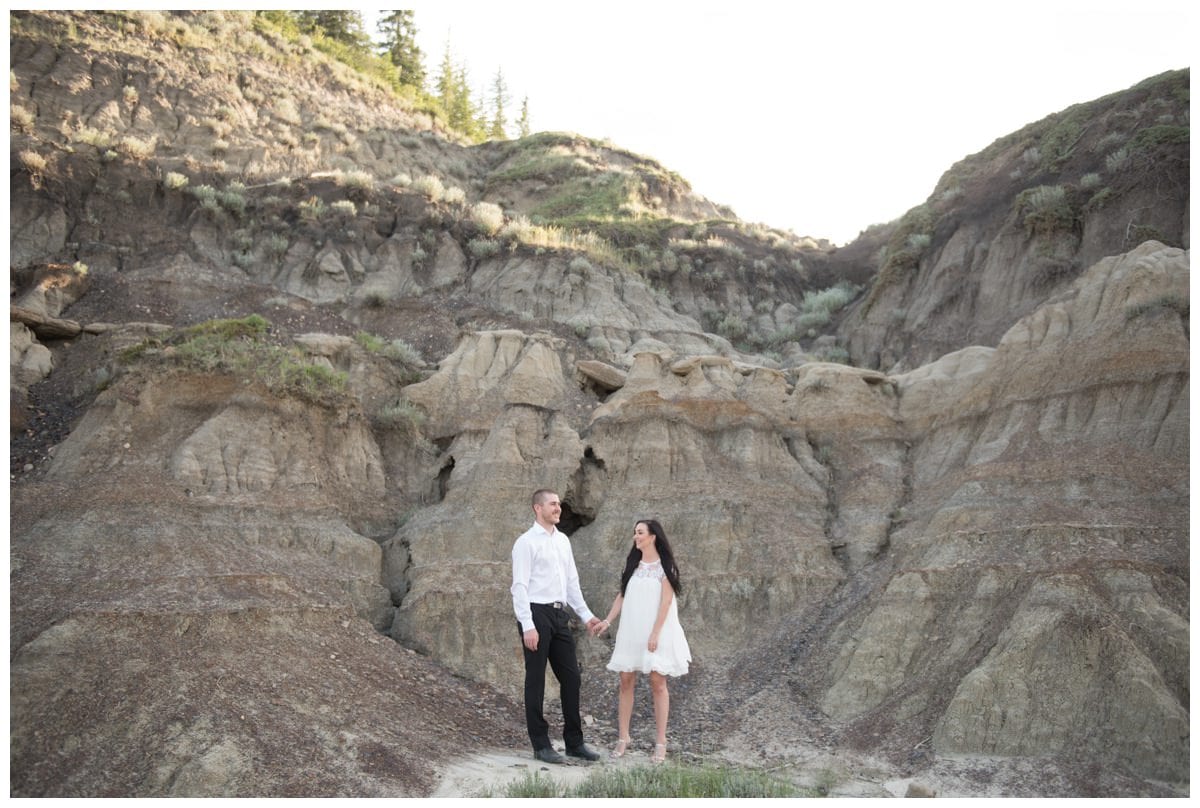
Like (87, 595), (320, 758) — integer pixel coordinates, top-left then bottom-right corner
(435, 40), (457, 116)
(295, 10), (370, 49)
(433, 37), (498, 142)
(517, 95), (531, 138)
(488, 67), (509, 140)
(377, 10), (425, 88)
(450, 65), (484, 139)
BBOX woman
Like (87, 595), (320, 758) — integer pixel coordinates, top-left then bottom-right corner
(592, 519), (691, 763)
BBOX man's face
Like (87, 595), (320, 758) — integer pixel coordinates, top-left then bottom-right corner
(535, 495), (562, 525)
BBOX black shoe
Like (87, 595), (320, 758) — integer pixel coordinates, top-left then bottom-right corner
(534, 747), (566, 764)
(565, 743), (600, 761)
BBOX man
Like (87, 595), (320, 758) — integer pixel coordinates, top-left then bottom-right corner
(511, 489), (602, 763)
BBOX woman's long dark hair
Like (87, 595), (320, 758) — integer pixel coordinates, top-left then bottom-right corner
(619, 519), (682, 596)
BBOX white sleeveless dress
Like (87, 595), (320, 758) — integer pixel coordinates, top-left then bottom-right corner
(606, 559), (691, 677)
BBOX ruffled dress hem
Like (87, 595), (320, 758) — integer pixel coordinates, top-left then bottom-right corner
(605, 660), (690, 677)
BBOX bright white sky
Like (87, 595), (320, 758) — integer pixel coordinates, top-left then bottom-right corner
(363, 1), (1192, 245)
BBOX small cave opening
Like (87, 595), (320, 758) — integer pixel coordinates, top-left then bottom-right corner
(434, 456), (455, 502)
(558, 498), (593, 535)
(583, 445), (605, 470)
(579, 376), (619, 403)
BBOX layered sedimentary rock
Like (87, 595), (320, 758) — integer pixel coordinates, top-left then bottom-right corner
(384, 242), (1188, 783)
(838, 71), (1189, 372)
(736, 241), (1189, 781)
(8, 348), (538, 796)
(9, 233), (1188, 794)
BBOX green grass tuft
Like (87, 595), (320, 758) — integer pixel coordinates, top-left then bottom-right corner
(374, 399), (426, 433)
(1015, 184), (1078, 237)
(119, 315), (349, 407)
(492, 762), (806, 798)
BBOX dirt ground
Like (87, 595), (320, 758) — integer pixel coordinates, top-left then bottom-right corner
(422, 659), (1187, 799)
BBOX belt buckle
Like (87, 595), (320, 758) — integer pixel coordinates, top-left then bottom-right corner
(553, 601), (564, 610)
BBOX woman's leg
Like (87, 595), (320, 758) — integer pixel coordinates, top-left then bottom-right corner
(617, 672), (636, 741)
(649, 672), (670, 747)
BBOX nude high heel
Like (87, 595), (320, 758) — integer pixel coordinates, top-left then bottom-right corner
(609, 737), (630, 759)
(652, 742), (666, 764)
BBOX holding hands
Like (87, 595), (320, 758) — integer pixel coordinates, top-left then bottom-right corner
(589, 617), (611, 637)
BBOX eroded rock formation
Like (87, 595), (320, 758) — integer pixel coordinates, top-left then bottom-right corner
(9, 241), (1188, 794)
(7, 10), (1189, 798)
(729, 241), (1189, 781)
(838, 71), (1190, 372)
(379, 242), (1188, 782)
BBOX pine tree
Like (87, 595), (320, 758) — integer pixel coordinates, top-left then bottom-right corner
(377, 10), (425, 88)
(295, 11), (369, 49)
(517, 96), (531, 138)
(433, 37), (493, 142)
(435, 40), (456, 116)
(488, 68), (509, 140)
(451, 65), (484, 139)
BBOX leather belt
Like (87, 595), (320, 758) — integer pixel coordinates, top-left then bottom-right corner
(535, 601), (565, 610)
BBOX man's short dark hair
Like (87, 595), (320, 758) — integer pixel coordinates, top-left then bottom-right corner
(531, 489), (556, 507)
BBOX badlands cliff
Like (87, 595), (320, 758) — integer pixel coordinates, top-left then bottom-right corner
(8, 11), (1189, 798)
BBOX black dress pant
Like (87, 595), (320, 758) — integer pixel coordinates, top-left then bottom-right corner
(519, 602), (583, 751)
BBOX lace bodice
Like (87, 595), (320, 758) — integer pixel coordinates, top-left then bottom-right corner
(633, 559), (665, 582)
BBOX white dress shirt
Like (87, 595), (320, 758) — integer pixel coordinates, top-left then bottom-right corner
(511, 521), (595, 632)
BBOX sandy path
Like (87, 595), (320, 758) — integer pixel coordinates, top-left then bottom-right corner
(431, 745), (660, 797)
(429, 743), (914, 798)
